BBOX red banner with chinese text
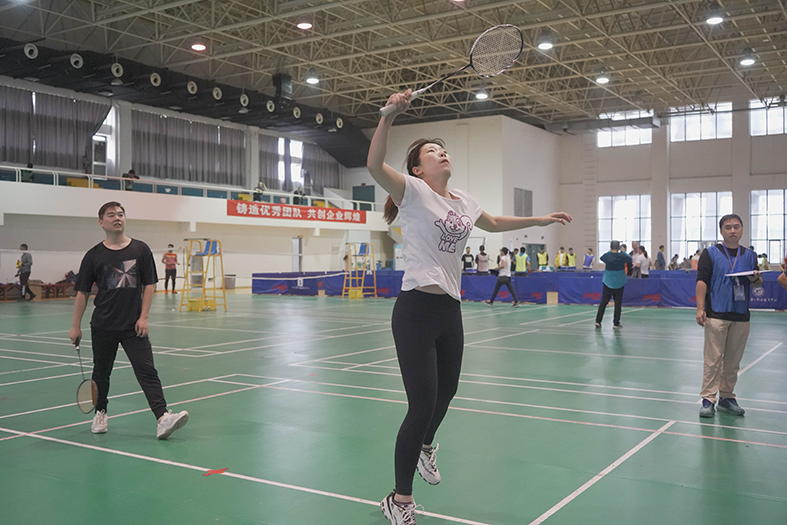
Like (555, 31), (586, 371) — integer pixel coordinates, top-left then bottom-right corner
(226, 200), (367, 224)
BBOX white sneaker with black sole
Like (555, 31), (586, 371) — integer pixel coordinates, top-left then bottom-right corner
(381, 491), (419, 525)
(417, 443), (440, 485)
(92, 410), (108, 434)
(156, 410), (189, 439)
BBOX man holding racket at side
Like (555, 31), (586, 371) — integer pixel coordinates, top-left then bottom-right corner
(69, 201), (189, 439)
(370, 86), (571, 523)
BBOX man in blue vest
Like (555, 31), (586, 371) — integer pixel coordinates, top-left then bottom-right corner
(696, 214), (762, 418)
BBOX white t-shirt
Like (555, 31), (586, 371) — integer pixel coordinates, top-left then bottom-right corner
(476, 253), (489, 272)
(640, 255), (650, 275)
(499, 254), (511, 277)
(397, 176), (483, 301)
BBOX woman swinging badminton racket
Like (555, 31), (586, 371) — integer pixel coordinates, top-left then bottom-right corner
(370, 90), (572, 524)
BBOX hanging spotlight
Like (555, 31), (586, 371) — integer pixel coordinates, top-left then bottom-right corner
(596, 69), (610, 84)
(739, 48), (756, 66)
(305, 68), (319, 85)
(705, 2), (724, 25)
(266, 100), (276, 112)
(187, 81), (198, 95)
(475, 88), (489, 100)
(191, 42), (207, 52)
(293, 107), (302, 119)
(296, 17), (313, 30)
(240, 93), (249, 107)
(536, 30), (554, 51)
(23, 43), (38, 59)
(212, 87), (223, 100)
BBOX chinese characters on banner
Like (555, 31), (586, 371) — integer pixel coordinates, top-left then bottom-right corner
(227, 200), (367, 224)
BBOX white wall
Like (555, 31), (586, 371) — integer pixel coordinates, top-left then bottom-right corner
(0, 183), (390, 287)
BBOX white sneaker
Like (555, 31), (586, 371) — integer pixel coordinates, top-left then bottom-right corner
(417, 443), (441, 485)
(156, 410), (189, 440)
(381, 491), (418, 525)
(92, 410), (108, 434)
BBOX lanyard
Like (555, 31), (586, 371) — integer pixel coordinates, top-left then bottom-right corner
(721, 242), (740, 274)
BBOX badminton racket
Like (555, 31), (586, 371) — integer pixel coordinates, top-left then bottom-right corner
(74, 340), (97, 414)
(379, 24), (524, 117)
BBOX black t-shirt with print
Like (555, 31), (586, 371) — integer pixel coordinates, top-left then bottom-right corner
(461, 253), (474, 269)
(75, 239), (158, 330)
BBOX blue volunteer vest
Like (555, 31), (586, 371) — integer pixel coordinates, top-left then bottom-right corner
(708, 245), (757, 314)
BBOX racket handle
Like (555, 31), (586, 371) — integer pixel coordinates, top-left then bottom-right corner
(379, 89), (425, 117)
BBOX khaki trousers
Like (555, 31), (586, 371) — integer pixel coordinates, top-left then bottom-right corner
(701, 317), (750, 402)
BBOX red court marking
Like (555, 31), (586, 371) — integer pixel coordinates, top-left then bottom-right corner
(203, 468), (229, 476)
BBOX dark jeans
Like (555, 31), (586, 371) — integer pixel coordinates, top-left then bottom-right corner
(165, 269), (177, 291)
(596, 284), (624, 326)
(489, 275), (519, 304)
(391, 290), (463, 496)
(91, 328), (167, 419)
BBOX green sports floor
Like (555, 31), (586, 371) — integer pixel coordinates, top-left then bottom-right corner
(1, 293), (786, 525)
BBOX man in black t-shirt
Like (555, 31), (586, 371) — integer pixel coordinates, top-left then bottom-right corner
(69, 201), (189, 439)
(461, 247), (474, 271)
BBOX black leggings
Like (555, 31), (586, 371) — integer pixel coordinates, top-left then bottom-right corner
(391, 290), (464, 496)
(91, 328), (168, 419)
(165, 269), (177, 291)
(489, 275), (518, 304)
(595, 284), (624, 326)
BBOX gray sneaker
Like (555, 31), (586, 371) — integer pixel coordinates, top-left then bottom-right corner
(92, 409), (108, 434)
(699, 399), (716, 418)
(718, 398), (745, 415)
(417, 443), (440, 485)
(156, 410), (189, 439)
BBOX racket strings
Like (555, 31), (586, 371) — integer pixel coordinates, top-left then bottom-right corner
(471, 25), (523, 77)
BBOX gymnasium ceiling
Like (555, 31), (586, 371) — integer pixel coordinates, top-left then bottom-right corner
(1, 0), (786, 132)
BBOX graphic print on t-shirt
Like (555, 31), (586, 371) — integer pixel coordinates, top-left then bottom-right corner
(105, 260), (138, 289)
(434, 210), (473, 253)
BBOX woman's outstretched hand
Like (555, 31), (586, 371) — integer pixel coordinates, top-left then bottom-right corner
(543, 212), (573, 225)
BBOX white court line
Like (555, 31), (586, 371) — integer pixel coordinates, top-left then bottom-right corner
(233, 374), (787, 439)
(464, 329), (539, 345)
(519, 311), (596, 325)
(463, 304), (555, 320)
(0, 375), (238, 421)
(0, 347), (131, 365)
(558, 308), (644, 326)
(287, 326), (521, 367)
(0, 365), (132, 388)
(527, 421), (677, 525)
(0, 355), (82, 367)
(341, 357), (397, 371)
(0, 427), (490, 524)
(468, 345), (703, 363)
(0, 363), (67, 376)
(739, 342), (783, 376)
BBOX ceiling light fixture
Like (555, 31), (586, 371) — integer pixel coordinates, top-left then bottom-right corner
(191, 42), (207, 52)
(705, 2), (724, 25)
(296, 17), (313, 30)
(475, 88), (489, 100)
(536, 30), (554, 51)
(739, 48), (756, 66)
(305, 68), (320, 85)
(596, 69), (610, 84)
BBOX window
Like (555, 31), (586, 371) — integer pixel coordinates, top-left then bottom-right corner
(750, 99), (787, 136)
(670, 102), (732, 142)
(277, 138), (304, 185)
(597, 195), (651, 257)
(751, 189), (786, 263)
(91, 135), (107, 176)
(670, 192), (732, 261)
(597, 110), (653, 148)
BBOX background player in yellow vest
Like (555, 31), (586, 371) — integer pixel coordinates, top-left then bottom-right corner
(515, 246), (531, 275)
(555, 247), (568, 269)
(567, 247), (576, 269)
(537, 246), (548, 271)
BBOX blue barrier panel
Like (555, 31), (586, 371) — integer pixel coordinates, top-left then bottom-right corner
(0, 170), (15, 182)
(750, 273), (787, 309)
(621, 279), (663, 306)
(460, 274), (547, 303)
(207, 189), (227, 199)
(558, 274), (604, 304)
(660, 276), (696, 307)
